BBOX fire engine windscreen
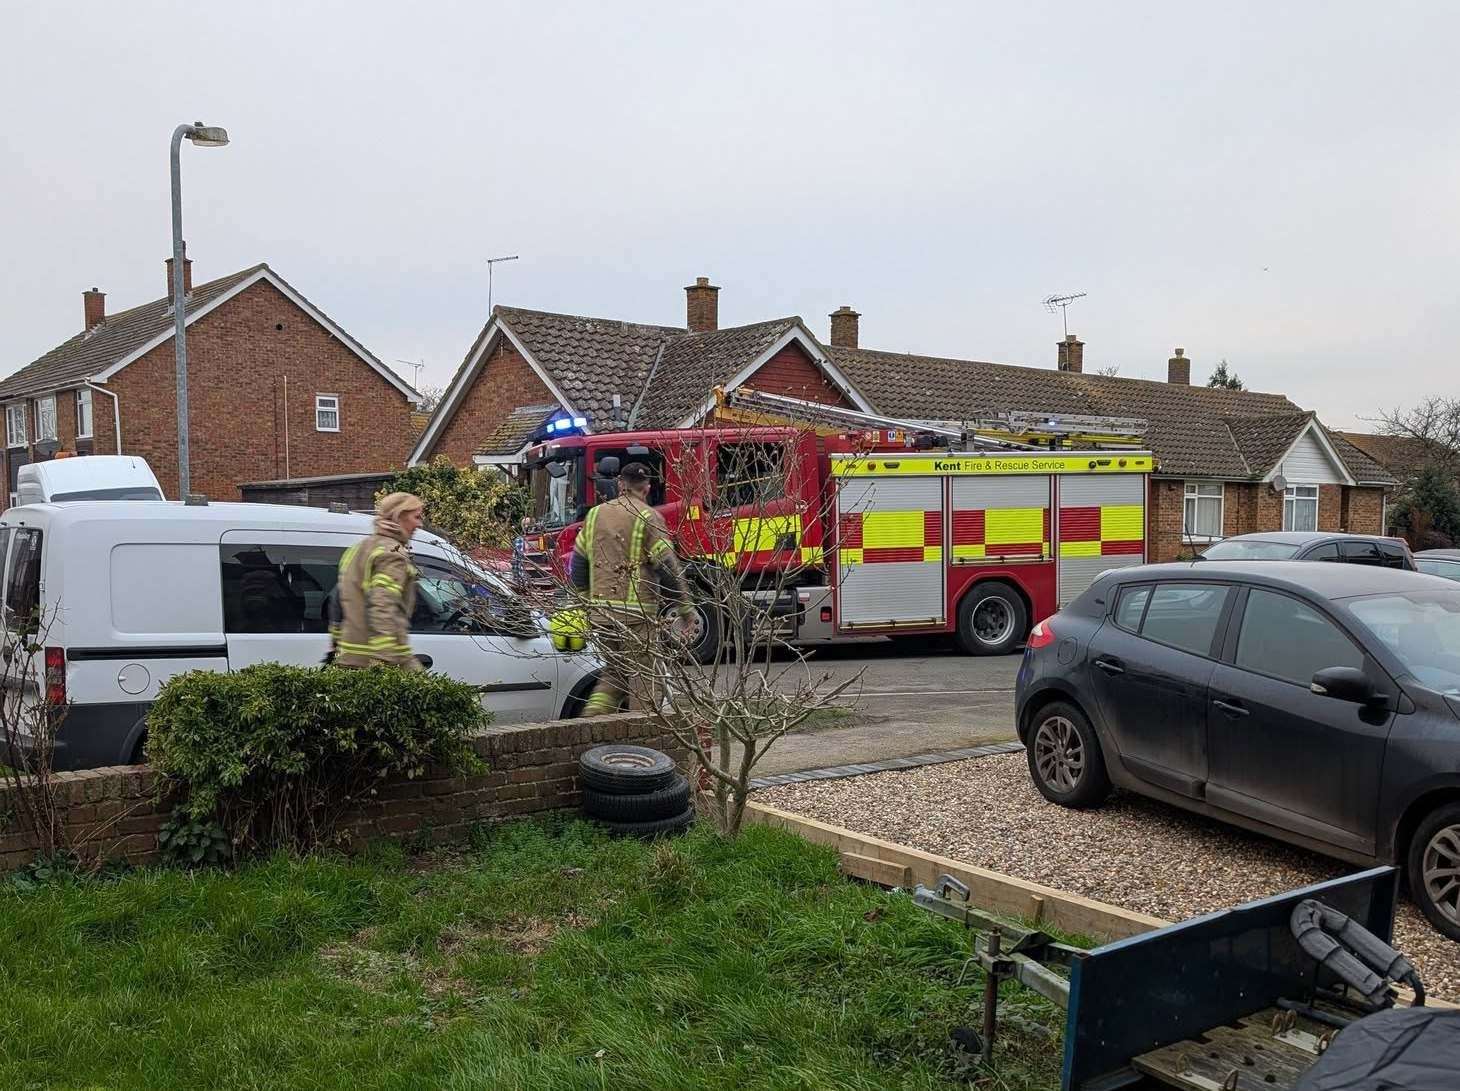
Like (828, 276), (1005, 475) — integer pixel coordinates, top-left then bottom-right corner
(528, 456), (583, 529)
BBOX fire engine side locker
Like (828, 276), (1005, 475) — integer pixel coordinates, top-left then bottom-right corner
(1055, 473), (1147, 606)
(834, 475), (945, 628)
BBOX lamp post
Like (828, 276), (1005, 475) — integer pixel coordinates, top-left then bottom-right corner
(170, 121), (229, 498)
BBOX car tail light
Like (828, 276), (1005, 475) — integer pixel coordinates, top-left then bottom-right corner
(1026, 618), (1056, 650)
(44, 646), (66, 706)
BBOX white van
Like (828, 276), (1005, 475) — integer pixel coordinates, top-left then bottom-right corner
(16, 455), (164, 506)
(0, 501), (602, 770)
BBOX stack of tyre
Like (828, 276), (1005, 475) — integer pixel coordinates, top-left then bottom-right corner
(578, 744), (694, 837)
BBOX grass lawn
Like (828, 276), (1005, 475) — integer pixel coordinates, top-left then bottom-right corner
(0, 818), (1067, 1090)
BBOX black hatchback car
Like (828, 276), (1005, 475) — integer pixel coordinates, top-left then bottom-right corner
(1197, 531), (1415, 568)
(1015, 562), (1460, 939)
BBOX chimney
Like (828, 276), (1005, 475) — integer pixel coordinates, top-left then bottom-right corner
(1057, 333), (1084, 373)
(83, 287), (106, 330)
(684, 276), (719, 333)
(829, 305), (860, 349)
(1167, 347), (1190, 385)
(165, 254), (193, 296)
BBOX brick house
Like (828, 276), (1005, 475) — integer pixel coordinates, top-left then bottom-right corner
(412, 277), (1393, 562)
(0, 260), (421, 507)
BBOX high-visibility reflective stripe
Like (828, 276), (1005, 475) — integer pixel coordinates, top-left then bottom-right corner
(648, 537), (674, 560)
(1059, 540), (1102, 558)
(1100, 505), (1144, 541)
(337, 640), (412, 656)
(579, 507), (599, 562)
(831, 452), (1154, 476)
(986, 508), (1045, 545)
(800, 546), (824, 564)
(366, 575), (402, 594)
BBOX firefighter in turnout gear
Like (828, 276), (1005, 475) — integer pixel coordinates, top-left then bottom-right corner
(334, 492), (426, 669)
(569, 462), (693, 715)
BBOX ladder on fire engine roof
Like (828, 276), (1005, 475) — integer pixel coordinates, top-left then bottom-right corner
(713, 386), (1149, 450)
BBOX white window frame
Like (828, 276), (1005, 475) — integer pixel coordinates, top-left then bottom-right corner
(315, 394), (340, 433)
(33, 396), (56, 443)
(1283, 484), (1320, 532)
(5, 404), (26, 448)
(75, 388), (93, 439)
(1182, 481), (1225, 541)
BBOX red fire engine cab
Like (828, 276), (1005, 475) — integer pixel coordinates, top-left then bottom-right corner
(520, 390), (1153, 661)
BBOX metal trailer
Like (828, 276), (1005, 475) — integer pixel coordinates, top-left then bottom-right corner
(913, 865), (1410, 1090)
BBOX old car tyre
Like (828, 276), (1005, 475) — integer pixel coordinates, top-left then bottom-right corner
(577, 744), (678, 794)
(602, 806), (695, 839)
(956, 583), (1029, 656)
(1026, 701), (1111, 808)
(582, 775), (692, 822)
(1407, 803), (1460, 942)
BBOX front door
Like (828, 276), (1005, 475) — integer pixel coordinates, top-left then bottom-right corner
(1205, 586), (1392, 855)
(1086, 580), (1230, 797)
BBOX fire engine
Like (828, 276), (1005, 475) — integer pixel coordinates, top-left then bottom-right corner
(519, 390), (1154, 661)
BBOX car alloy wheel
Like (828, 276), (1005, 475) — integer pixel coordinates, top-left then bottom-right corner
(1033, 715), (1085, 794)
(1421, 822), (1460, 929)
(973, 598), (1016, 647)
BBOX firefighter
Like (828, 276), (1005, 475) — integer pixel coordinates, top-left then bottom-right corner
(567, 462), (692, 715)
(334, 491), (426, 670)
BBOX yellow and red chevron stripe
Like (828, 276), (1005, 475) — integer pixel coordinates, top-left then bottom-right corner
(950, 507), (1049, 561)
(838, 509), (941, 565)
(1057, 505), (1144, 557)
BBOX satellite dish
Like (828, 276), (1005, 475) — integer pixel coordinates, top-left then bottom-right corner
(1271, 473), (1288, 494)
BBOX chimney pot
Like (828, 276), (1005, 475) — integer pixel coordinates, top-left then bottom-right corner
(166, 254), (193, 296)
(1057, 333), (1085, 373)
(1168, 347), (1191, 385)
(684, 275), (719, 333)
(83, 287), (106, 330)
(829, 305), (860, 349)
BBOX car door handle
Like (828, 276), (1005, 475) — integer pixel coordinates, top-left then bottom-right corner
(1213, 697), (1249, 718)
(1093, 658), (1125, 675)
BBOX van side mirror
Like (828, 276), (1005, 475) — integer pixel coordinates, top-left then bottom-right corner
(1310, 666), (1382, 706)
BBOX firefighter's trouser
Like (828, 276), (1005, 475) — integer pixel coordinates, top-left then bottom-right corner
(582, 611), (661, 716)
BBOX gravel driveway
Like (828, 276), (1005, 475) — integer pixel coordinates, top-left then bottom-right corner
(757, 753), (1460, 1001)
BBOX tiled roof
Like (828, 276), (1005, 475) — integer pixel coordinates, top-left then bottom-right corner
(629, 318), (798, 427)
(0, 265), (266, 400)
(495, 307), (682, 428)
(1333, 431), (1431, 479)
(827, 345), (1393, 483)
(476, 403), (560, 456)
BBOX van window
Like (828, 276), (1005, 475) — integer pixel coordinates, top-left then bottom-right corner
(5, 528), (42, 634)
(412, 558), (520, 635)
(51, 486), (164, 502)
(0, 527), (12, 618)
(220, 544), (344, 633)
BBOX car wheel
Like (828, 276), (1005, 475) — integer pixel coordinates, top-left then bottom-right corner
(578, 744), (679, 794)
(1407, 803), (1460, 942)
(682, 600), (722, 664)
(1026, 700), (1111, 808)
(956, 583), (1029, 656)
(582, 775), (692, 822)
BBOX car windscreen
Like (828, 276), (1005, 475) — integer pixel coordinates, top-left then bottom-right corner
(1345, 589), (1460, 696)
(50, 486), (165, 502)
(1199, 539), (1301, 561)
(1417, 558), (1460, 583)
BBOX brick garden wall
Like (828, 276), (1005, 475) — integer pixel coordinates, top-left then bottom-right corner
(0, 713), (690, 873)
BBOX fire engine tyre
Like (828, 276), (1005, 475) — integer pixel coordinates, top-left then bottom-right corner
(683, 601), (722, 664)
(1406, 803), (1460, 942)
(581, 775), (692, 823)
(577, 745), (679, 795)
(956, 583), (1029, 656)
(600, 806), (696, 839)
(1026, 701), (1111, 809)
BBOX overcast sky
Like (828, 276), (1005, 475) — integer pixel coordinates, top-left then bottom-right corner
(3, 2), (1456, 429)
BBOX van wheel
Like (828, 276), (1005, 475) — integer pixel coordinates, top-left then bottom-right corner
(1026, 701), (1110, 809)
(956, 583), (1028, 655)
(1407, 803), (1460, 942)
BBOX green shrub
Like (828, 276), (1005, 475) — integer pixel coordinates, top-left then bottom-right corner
(147, 665), (487, 855)
(379, 456), (529, 551)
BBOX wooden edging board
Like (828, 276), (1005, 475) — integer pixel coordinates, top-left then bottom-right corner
(742, 799), (1457, 1007)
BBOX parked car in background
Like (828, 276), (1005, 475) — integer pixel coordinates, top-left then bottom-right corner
(1416, 549), (1460, 583)
(0, 501), (601, 771)
(1197, 531), (1414, 569)
(15, 455), (163, 505)
(1016, 561), (1460, 940)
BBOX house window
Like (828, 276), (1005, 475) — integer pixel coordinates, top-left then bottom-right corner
(33, 396), (56, 443)
(1283, 485), (1319, 532)
(1182, 482), (1224, 539)
(5, 405), (26, 448)
(75, 388), (93, 439)
(315, 395), (340, 432)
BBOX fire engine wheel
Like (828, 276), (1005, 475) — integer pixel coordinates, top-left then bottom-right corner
(955, 584), (1028, 656)
(683, 602), (722, 664)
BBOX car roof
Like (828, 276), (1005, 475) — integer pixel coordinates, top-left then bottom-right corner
(1417, 549), (1460, 560)
(1108, 560), (1439, 599)
(1214, 531), (1396, 546)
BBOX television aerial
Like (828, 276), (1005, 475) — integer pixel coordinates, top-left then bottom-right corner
(1042, 292), (1087, 337)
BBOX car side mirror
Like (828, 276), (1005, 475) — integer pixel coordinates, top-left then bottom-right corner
(1310, 666), (1382, 706)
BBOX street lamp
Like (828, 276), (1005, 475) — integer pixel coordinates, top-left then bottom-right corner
(170, 121), (229, 497)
